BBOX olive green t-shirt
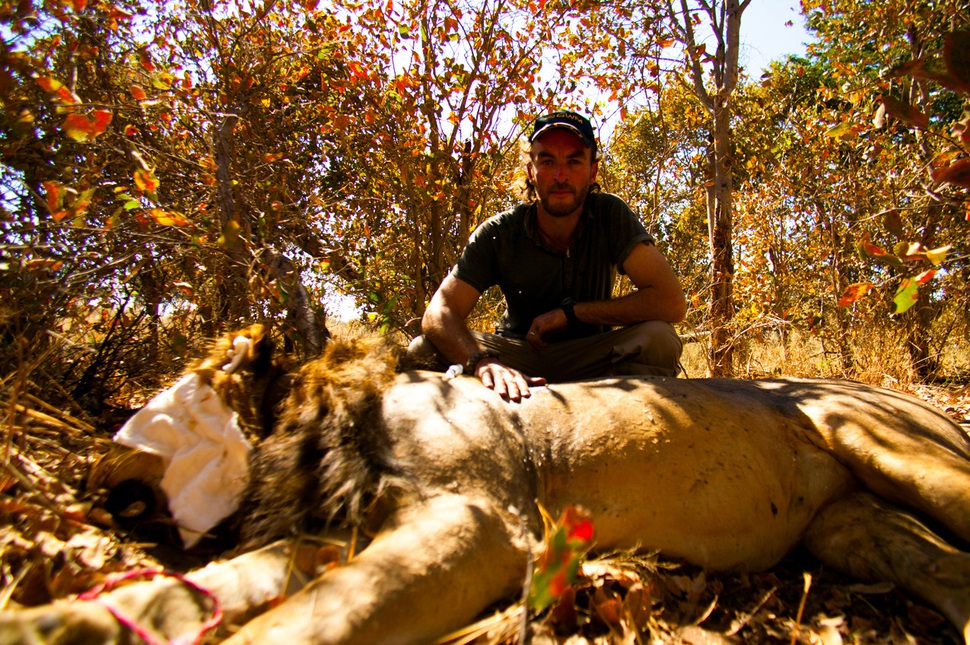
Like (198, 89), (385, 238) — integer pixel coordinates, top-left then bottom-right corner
(453, 192), (654, 340)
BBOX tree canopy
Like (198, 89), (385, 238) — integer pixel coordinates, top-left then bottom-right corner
(1, 0), (968, 401)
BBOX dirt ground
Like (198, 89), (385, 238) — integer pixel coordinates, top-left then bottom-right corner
(1, 381), (968, 644)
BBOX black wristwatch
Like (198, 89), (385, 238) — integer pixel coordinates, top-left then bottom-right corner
(561, 297), (579, 328)
(465, 349), (499, 374)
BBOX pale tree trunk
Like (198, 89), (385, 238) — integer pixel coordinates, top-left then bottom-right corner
(261, 247), (329, 358)
(668, 0), (748, 376)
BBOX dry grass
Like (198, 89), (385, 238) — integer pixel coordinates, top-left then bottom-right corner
(683, 328), (970, 383)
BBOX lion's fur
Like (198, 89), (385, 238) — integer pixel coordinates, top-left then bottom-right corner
(8, 327), (970, 645)
(190, 324), (284, 440)
(240, 335), (407, 547)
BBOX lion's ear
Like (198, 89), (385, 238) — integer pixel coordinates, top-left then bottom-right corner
(222, 325), (274, 378)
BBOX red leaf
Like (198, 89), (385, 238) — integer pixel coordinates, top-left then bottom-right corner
(880, 95), (929, 130)
(36, 76), (63, 93)
(133, 168), (160, 192)
(931, 158), (970, 189)
(61, 110), (112, 142)
(37, 76), (80, 104)
(139, 49), (156, 72)
(91, 109), (112, 134)
(62, 113), (94, 141)
(858, 241), (902, 266)
(838, 283), (874, 307)
(916, 269), (937, 286)
(943, 31), (970, 93)
(43, 180), (64, 212)
(564, 506), (594, 542)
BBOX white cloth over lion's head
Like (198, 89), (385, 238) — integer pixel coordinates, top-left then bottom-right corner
(113, 336), (255, 547)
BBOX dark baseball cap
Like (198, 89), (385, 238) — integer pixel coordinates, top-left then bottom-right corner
(530, 110), (596, 149)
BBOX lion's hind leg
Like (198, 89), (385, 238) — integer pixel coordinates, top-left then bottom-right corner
(223, 493), (531, 645)
(804, 491), (970, 643)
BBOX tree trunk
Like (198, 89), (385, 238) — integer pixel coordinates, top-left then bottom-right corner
(261, 247), (329, 358)
(707, 93), (735, 376)
(906, 203), (941, 378)
(669, 0), (748, 376)
(214, 113), (253, 326)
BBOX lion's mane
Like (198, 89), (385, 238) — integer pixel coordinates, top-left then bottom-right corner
(240, 336), (405, 547)
(190, 324), (283, 439)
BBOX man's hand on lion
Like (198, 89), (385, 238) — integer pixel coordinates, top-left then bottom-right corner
(476, 357), (545, 401)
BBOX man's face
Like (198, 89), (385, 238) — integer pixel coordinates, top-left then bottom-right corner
(528, 129), (598, 219)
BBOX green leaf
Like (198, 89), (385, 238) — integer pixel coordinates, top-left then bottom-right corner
(824, 122), (854, 139)
(892, 278), (919, 314)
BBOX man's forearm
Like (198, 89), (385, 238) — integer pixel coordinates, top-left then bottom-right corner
(422, 308), (480, 368)
(573, 287), (686, 327)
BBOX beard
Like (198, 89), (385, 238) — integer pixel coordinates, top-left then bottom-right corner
(537, 182), (589, 218)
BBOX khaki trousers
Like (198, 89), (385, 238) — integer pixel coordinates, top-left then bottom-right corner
(406, 321), (682, 381)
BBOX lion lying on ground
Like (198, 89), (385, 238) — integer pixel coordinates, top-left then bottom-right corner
(2, 325), (969, 644)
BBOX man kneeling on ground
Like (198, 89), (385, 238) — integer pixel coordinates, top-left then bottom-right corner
(408, 109), (687, 401)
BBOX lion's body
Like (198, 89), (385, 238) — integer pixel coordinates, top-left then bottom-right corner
(389, 374), (858, 571)
(3, 329), (970, 644)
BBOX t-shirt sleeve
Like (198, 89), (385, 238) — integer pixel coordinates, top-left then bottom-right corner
(452, 218), (500, 294)
(605, 195), (654, 274)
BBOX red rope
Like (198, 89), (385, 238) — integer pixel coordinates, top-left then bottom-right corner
(78, 568), (223, 645)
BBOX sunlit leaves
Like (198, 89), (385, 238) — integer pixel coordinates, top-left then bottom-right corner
(857, 240), (901, 267)
(925, 245), (952, 266)
(133, 168), (159, 193)
(148, 209), (189, 226)
(152, 72), (175, 90)
(36, 76), (80, 104)
(529, 506), (595, 614)
(823, 121), (859, 140)
(62, 110), (113, 141)
(43, 181), (68, 220)
(138, 48), (156, 72)
(842, 242), (952, 310)
(42, 181), (95, 222)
